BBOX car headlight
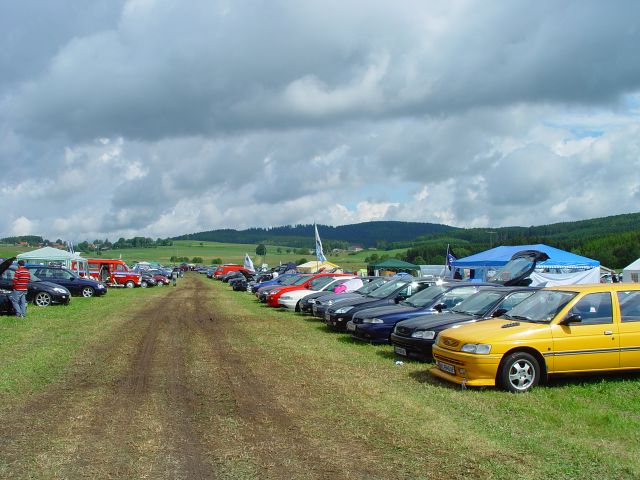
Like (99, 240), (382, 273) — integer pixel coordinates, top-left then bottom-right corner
(270, 289), (281, 295)
(53, 287), (67, 294)
(98, 284), (106, 288)
(460, 343), (492, 354)
(411, 330), (436, 339)
(280, 295), (292, 301)
(335, 306), (353, 314)
(308, 299), (316, 304)
(362, 318), (384, 324)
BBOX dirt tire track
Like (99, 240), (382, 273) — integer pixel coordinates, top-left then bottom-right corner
(187, 275), (375, 480)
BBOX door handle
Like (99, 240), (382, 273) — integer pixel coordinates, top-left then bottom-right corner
(604, 330), (613, 335)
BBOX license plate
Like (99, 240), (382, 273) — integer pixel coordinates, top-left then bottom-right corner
(346, 323), (356, 332)
(436, 361), (456, 375)
(394, 346), (407, 356)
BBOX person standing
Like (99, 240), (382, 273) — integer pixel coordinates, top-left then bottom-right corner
(171, 268), (178, 287)
(11, 260), (30, 317)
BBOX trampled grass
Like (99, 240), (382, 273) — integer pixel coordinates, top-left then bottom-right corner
(0, 286), (168, 399)
(211, 280), (640, 479)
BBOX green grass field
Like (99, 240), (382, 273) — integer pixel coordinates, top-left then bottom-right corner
(1, 240), (408, 272)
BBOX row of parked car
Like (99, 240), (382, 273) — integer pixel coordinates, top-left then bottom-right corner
(215, 253), (640, 393)
(0, 257), (183, 314)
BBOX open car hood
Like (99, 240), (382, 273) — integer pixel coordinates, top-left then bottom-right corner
(0, 257), (16, 277)
(488, 250), (550, 287)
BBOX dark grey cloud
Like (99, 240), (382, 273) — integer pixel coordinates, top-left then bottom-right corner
(2, 1), (640, 241)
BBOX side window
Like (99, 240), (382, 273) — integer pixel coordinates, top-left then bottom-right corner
(442, 287), (478, 308)
(115, 264), (125, 272)
(500, 292), (536, 311)
(617, 291), (640, 323)
(568, 292), (613, 325)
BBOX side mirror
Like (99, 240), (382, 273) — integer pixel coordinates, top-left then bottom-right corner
(434, 303), (447, 313)
(492, 308), (508, 318)
(561, 313), (582, 325)
(395, 294), (406, 303)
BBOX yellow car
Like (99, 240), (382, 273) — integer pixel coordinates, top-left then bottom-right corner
(430, 284), (640, 392)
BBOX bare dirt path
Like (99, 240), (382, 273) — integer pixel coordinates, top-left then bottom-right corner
(0, 275), (377, 479)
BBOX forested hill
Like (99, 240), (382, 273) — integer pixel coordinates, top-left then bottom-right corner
(173, 221), (459, 248)
(174, 212), (640, 269)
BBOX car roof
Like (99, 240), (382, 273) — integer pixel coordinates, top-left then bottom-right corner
(545, 283), (640, 293)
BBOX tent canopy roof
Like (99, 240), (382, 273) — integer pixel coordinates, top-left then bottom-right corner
(452, 244), (599, 268)
(623, 258), (640, 271)
(17, 246), (86, 262)
(369, 259), (419, 269)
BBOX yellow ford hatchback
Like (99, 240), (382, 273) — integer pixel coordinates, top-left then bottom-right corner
(430, 284), (640, 392)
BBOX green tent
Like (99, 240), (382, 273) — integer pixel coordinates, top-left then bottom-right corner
(367, 259), (420, 276)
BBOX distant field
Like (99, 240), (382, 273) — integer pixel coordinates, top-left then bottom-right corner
(0, 241), (408, 271)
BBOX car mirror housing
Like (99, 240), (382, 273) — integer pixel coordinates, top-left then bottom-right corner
(561, 313), (582, 325)
(492, 308), (508, 318)
(434, 302), (447, 313)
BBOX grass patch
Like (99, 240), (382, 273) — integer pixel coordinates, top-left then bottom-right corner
(209, 280), (640, 479)
(0, 286), (168, 400)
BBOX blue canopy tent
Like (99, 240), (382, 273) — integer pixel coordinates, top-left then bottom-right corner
(451, 244), (599, 282)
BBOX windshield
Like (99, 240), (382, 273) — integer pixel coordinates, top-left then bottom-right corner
(356, 277), (389, 294)
(402, 285), (446, 307)
(309, 276), (338, 290)
(450, 290), (506, 316)
(291, 275), (312, 286)
(487, 257), (535, 284)
(368, 279), (410, 298)
(504, 290), (577, 323)
(277, 276), (299, 286)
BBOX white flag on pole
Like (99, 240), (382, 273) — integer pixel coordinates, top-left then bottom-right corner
(315, 224), (327, 262)
(244, 253), (255, 272)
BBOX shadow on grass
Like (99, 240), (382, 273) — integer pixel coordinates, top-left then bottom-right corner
(546, 371), (640, 389)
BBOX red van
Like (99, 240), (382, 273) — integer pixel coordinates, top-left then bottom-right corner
(213, 264), (245, 279)
(88, 259), (142, 288)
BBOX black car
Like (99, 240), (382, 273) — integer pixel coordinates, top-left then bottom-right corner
(25, 265), (107, 298)
(324, 277), (433, 331)
(0, 261), (71, 307)
(311, 276), (391, 318)
(390, 286), (537, 360)
(139, 272), (158, 288)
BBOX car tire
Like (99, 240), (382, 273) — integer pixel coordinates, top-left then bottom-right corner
(34, 292), (52, 307)
(498, 351), (540, 393)
(82, 286), (95, 298)
(140, 281), (148, 288)
(295, 301), (301, 312)
(125, 281), (135, 288)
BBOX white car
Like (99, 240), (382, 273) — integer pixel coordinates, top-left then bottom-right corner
(278, 276), (356, 311)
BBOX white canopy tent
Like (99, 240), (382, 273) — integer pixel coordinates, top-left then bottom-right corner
(17, 246), (89, 276)
(623, 258), (640, 283)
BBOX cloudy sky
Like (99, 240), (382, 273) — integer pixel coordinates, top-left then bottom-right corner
(2, 0), (640, 241)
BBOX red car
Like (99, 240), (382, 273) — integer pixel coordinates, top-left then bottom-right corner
(266, 273), (351, 307)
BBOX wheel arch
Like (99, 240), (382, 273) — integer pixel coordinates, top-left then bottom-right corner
(497, 347), (548, 385)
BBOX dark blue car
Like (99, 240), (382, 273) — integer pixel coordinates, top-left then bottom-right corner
(25, 265), (107, 297)
(347, 282), (496, 343)
(251, 273), (299, 293)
